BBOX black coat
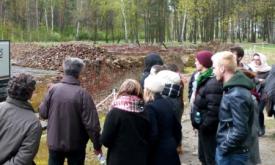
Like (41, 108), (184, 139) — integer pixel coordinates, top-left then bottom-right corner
(145, 95), (182, 165)
(101, 108), (150, 165)
(264, 65), (275, 117)
(217, 71), (255, 155)
(255, 71), (270, 99)
(192, 76), (223, 133)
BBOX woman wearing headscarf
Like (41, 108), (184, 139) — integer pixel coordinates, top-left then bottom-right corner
(249, 53), (272, 136)
(101, 79), (150, 165)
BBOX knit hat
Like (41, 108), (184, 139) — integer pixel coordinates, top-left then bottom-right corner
(144, 75), (165, 93)
(196, 50), (213, 68)
(157, 70), (181, 85)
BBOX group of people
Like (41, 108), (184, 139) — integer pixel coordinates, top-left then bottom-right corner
(0, 46), (275, 165)
(0, 55), (184, 165)
(190, 46), (275, 165)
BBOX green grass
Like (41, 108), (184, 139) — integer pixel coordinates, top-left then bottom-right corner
(34, 136), (104, 165)
(264, 117), (275, 140)
(31, 83), (49, 112)
(265, 117), (275, 130)
(34, 112), (107, 165)
(183, 66), (196, 74)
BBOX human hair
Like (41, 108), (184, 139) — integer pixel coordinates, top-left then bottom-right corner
(212, 51), (237, 73)
(143, 88), (155, 103)
(63, 57), (85, 78)
(150, 65), (165, 75)
(230, 46), (244, 58)
(116, 79), (143, 98)
(8, 73), (36, 101)
(164, 63), (179, 72)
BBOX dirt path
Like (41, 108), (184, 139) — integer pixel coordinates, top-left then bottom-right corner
(179, 113), (275, 165)
(180, 118), (200, 165)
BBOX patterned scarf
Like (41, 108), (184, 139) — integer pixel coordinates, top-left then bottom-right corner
(161, 84), (182, 98)
(111, 95), (144, 113)
(196, 68), (213, 87)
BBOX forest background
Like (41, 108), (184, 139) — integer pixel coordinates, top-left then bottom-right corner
(1, 0), (275, 44)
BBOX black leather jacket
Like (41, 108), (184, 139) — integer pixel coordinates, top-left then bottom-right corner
(216, 71), (254, 156)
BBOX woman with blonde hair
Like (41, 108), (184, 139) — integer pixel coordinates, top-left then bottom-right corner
(101, 79), (150, 165)
(144, 74), (182, 165)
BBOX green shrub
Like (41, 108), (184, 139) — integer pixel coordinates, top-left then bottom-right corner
(48, 32), (62, 41)
(77, 31), (91, 40)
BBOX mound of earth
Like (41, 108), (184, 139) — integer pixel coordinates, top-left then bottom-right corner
(10, 42), (234, 98)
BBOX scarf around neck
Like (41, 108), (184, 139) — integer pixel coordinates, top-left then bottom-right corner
(111, 95), (144, 113)
(196, 68), (213, 87)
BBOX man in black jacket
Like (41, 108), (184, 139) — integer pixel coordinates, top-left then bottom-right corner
(212, 51), (254, 165)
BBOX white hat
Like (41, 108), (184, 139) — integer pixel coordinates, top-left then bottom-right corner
(157, 70), (181, 85)
(144, 75), (165, 93)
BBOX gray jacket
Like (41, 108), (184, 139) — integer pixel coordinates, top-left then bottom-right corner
(39, 75), (101, 151)
(0, 97), (42, 165)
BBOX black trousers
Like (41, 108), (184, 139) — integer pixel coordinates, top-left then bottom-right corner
(258, 99), (266, 128)
(48, 149), (86, 165)
(198, 130), (217, 165)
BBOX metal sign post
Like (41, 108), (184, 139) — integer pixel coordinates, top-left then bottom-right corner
(0, 40), (10, 102)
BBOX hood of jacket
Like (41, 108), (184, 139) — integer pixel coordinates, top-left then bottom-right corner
(224, 70), (255, 90)
(143, 53), (163, 73)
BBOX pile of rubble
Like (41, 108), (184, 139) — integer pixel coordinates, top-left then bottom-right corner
(13, 43), (145, 71)
(13, 42), (232, 94)
(197, 40), (235, 52)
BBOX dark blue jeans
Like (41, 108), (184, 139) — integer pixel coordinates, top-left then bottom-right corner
(215, 148), (248, 165)
(48, 149), (86, 165)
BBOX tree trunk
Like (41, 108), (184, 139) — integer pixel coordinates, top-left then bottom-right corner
(35, 0), (39, 40)
(105, 17), (109, 43)
(76, 21), (80, 40)
(0, 0), (4, 39)
(26, 0), (32, 41)
(180, 11), (187, 42)
(120, 0), (128, 42)
(76, 0), (83, 40)
(93, 12), (98, 44)
(44, 0), (49, 31)
(51, 0), (54, 31)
